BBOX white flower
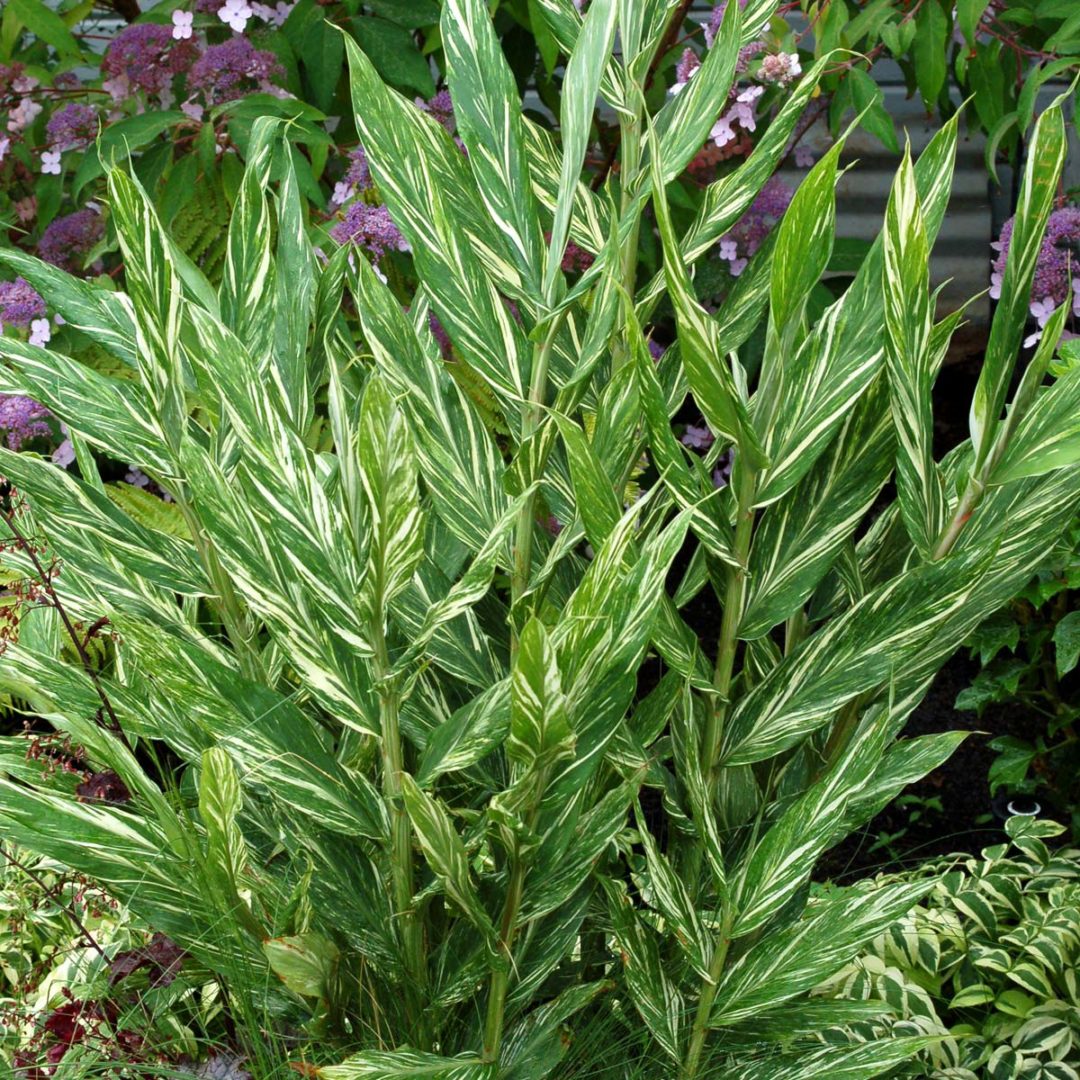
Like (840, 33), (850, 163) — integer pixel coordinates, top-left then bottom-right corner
(29, 318), (51, 346)
(8, 98), (42, 133)
(0, 136), (8, 163)
(1030, 296), (1056, 327)
(729, 257), (747, 277)
(172, 10), (194, 39)
(40, 150), (62, 175)
(710, 114), (736, 148)
(331, 181), (355, 207)
(719, 239), (738, 261)
(219, 0), (252, 32)
(794, 144), (815, 168)
(181, 99), (204, 122)
(103, 75), (130, 103)
(736, 84), (764, 104)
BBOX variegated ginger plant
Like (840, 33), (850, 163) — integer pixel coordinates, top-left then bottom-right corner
(0, 0), (1078, 1077)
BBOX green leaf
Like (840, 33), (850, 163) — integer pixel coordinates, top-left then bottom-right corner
(199, 747), (247, 883)
(848, 67), (899, 154)
(358, 373), (425, 621)
(882, 145), (946, 558)
(509, 618), (574, 772)
(442, 0), (546, 301)
(301, 17), (344, 111)
(1054, 610), (1080, 678)
(914, 0), (948, 109)
(9, 0), (82, 58)
(957, 0), (989, 45)
(400, 774), (496, 939)
(543, 0), (617, 297)
(264, 933), (340, 999)
(739, 1038), (938, 1080)
(971, 104), (1066, 470)
(351, 15), (435, 96)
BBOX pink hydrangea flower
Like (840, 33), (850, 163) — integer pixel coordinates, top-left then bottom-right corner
(218, 0), (253, 31)
(681, 424), (714, 450)
(28, 318), (51, 346)
(0, 136), (8, 162)
(794, 144), (815, 168)
(172, 10), (194, 39)
(40, 150), (62, 175)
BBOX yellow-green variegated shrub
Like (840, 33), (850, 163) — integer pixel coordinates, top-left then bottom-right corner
(0, 0), (1079, 1076)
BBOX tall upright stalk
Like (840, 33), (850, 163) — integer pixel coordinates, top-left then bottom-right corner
(372, 599), (426, 1042)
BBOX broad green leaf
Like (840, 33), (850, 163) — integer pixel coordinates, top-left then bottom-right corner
(358, 373), (425, 622)
(400, 774), (496, 939)
(9, 0), (82, 58)
(650, 132), (765, 465)
(510, 618), (574, 772)
(739, 1037), (938, 1080)
(543, 0), (617, 298)
(971, 104), (1066, 470)
(883, 146), (946, 558)
(442, 0), (546, 300)
(709, 881), (931, 1025)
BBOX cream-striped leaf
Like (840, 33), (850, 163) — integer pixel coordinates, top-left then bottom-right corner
(442, 0), (546, 300)
(883, 145), (946, 557)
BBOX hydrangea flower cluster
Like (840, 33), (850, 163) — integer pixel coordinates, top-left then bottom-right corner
(0, 278), (46, 329)
(419, 89), (455, 132)
(101, 24), (199, 101)
(45, 102), (98, 152)
(991, 205), (1080, 346)
(38, 207), (104, 271)
(188, 37), (285, 105)
(329, 202), (409, 264)
(332, 145), (372, 207)
(717, 176), (793, 276)
(0, 395), (52, 451)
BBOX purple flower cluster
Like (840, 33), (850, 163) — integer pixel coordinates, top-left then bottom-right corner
(38, 207), (104, 271)
(991, 205), (1080, 345)
(991, 206), (1080, 311)
(188, 37), (284, 104)
(704, 0), (748, 47)
(101, 24), (198, 99)
(0, 395), (52, 450)
(718, 177), (793, 276)
(329, 202), (408, 261)
(0, 278), (46, 328)
(419, 89), (455, 133)
(45, 102), (98, 151)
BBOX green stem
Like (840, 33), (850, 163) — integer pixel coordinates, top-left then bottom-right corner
(702, 463), (756, 780)
(482, 855), (527, 1063)
(931, 477), (980, 561)
(373, 621), (426, 1043)
(682, 910), (733, 1079)
(481, 768), (547, 1064)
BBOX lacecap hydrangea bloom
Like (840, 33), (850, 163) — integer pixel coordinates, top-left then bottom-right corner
(101, 24), (198, 99)
(330, 202), (408, 262)
(0, 395), (52, 451)
(45, 102), (98, 152)
(717, 176), (793, 276)
(991, 205), (1080, 344)
(38, 207), (104, 271)
(188, 37), (285, 104)
(0, 278), (46, 328)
